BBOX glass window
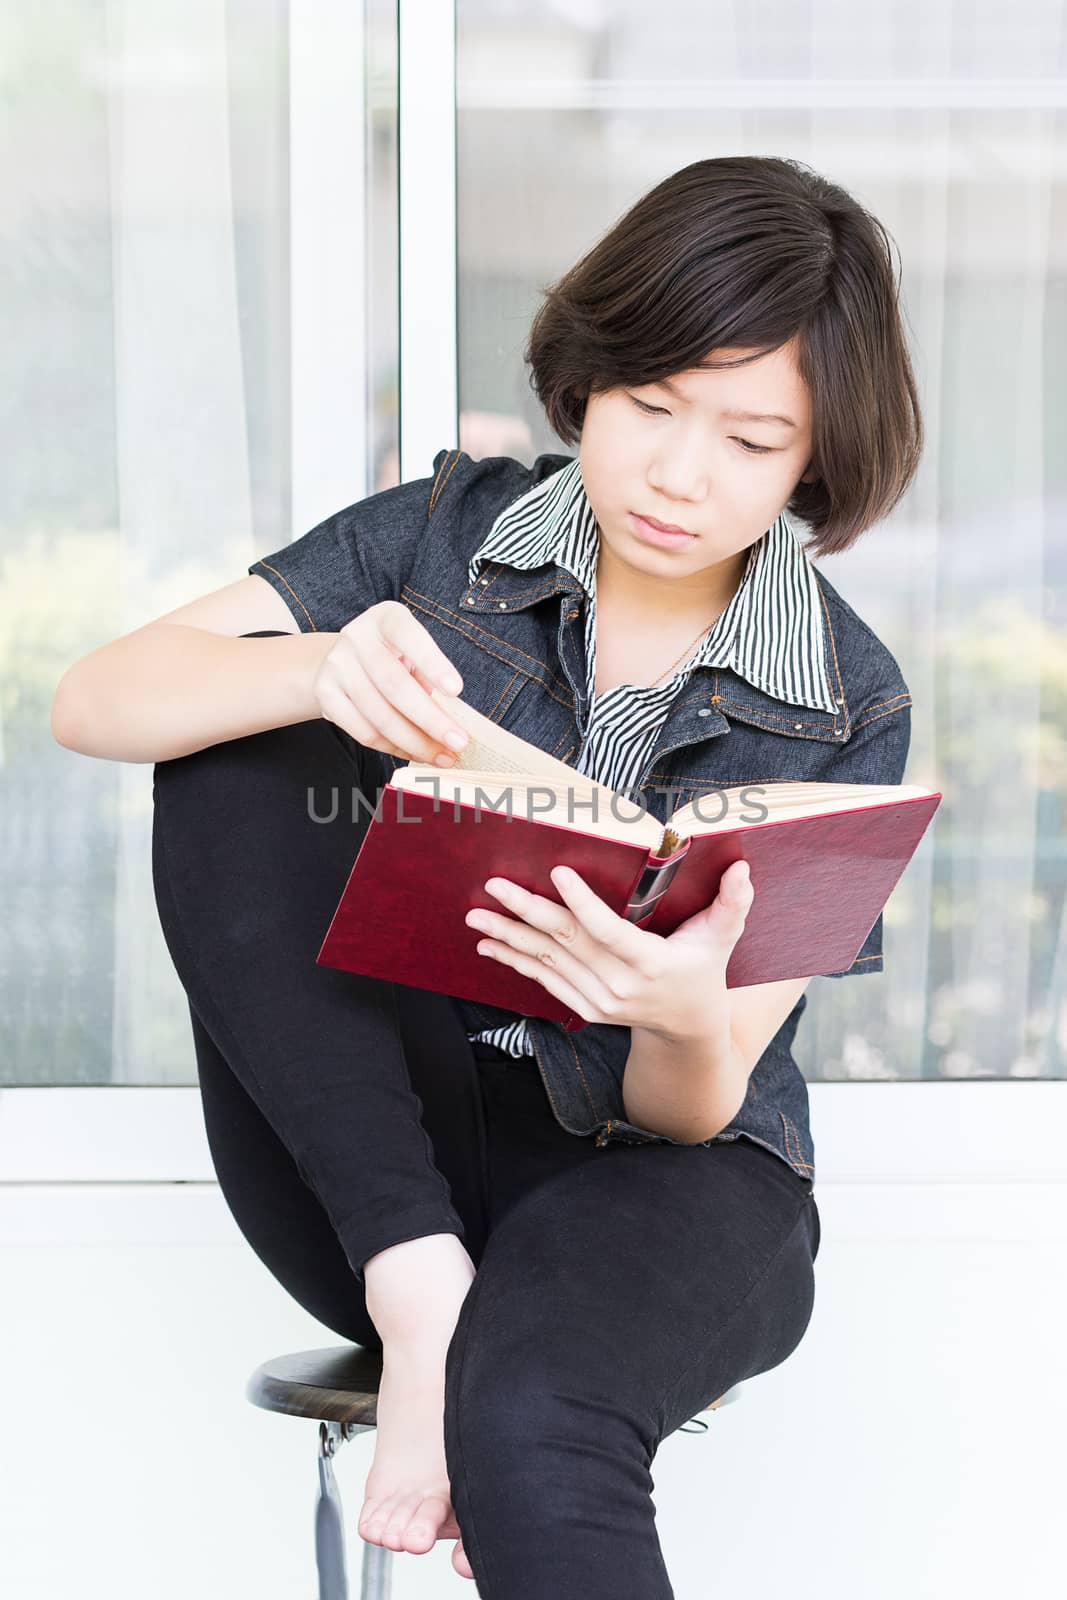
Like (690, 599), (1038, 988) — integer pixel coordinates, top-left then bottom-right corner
(3, 3), (398, 1083)
(455, 0), (1067, 1082)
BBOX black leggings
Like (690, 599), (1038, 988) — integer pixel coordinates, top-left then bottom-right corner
(151, 654), (820, 1599)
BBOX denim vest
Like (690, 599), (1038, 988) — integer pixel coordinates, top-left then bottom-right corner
(249, 447), (915, 1184)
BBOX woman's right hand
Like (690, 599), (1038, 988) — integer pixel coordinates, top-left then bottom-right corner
(311, 600), (471, 767)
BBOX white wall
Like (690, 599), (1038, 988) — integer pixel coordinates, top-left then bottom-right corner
(2, 1082), (1064, 1600)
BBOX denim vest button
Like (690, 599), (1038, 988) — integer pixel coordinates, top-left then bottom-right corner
(498, 601), (507, 609)
(698, 708), (712, 716)
(794, 722), (802, 729)
(465, 596), (475, 605)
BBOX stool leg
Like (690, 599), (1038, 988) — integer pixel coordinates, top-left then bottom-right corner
(313, 1421), (394, 1600)
(359, 1540), (393, 1600)
(315, 1422), (350, 1600)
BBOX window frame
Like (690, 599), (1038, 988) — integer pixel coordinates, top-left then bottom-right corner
(5, 0), (1064, 1202)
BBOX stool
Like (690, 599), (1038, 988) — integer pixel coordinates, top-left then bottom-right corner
(247, 1344), (744, 1599)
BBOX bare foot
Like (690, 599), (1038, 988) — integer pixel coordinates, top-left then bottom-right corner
(357, 1331), (463, 1558)
(358, 1234), (477, 1568)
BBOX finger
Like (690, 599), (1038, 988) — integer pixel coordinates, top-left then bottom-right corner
(341, 616), (470, 759)
(321, 670), (449, 764)
(463, 902), (591, 985)
(473, 935), (605, 1024)
(334, 647), (468, 767)
(375, 601), (465, 697)
(316, 680), (410, 757)
(478, 874), (649, 1013)
(479, 873), (639, 989)
(548, 865), (660, 969)
(373, 607), (472, 745)
(715, 859), (755, 934)
(481, 875), (582, 946)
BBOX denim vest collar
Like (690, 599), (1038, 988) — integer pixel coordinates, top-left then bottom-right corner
(457, 556), (852, 756)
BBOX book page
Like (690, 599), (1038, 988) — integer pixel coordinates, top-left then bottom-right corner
(426, 688), (593, 786)
(669, 781), (938, 836)
(390, 766), (662, 849)
(417, 688), (661, 846)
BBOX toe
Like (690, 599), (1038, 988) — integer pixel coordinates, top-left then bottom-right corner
(358, 1492), (398, 1544)
(401, 1491), (452, 1553)
(381, 1494), (424, 1552)
(452, 1535), (475, 1580)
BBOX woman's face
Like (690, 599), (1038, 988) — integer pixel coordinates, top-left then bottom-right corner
(578, 340), (818, 598)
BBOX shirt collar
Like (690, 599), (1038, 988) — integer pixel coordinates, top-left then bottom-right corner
(466, 455), (840, 715)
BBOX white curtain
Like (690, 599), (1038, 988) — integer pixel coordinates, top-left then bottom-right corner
(106, 0), (257, 1082)
(2, 2), (294, 1084)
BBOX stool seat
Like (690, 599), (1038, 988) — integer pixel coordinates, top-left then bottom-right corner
(246, 1342), (735, 1426)
(247, 1343), (386, 1426)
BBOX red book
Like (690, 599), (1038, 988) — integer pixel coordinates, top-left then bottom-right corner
(316, 692), (941, 1030)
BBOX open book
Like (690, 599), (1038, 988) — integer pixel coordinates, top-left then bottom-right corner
(316, 689), (942, 1029)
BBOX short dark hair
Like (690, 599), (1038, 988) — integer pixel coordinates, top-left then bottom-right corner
(524, 155), (923, 558)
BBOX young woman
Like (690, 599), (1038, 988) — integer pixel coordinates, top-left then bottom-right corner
(52, 155), (922, 1596)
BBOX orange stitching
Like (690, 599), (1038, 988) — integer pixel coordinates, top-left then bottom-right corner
(822, 954), (881, 974)
(714, 702), (834, 730)
(251, 560), (317, 631)
(710, 698), (845, 739)
(406, 612), (573, 713)
(560, 1025), (599, 1118)
(403, 587), (574, 702)
(859, 692), (911, 715)
(428, 451), (453, 514)
(849, 697), (912, 732)
(814, 579), (850, 738)
(428, 450), (462, 518)
(485, 673), (518, 722)
(406, 585), (556, 672)
(473, 568), (583, 607)
(780, 1112), (815, 1172)
(526, 1023), (579, 1132)
(546, 727), (577, 760)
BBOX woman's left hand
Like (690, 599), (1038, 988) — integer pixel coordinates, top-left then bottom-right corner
(464, 859), (754, 1041)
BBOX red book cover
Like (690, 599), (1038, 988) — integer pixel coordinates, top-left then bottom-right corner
(316, 781), (941, 1031)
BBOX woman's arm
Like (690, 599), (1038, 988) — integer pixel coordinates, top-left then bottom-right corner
(51, 575), (336, 764)
(622, 975), (812, 1143)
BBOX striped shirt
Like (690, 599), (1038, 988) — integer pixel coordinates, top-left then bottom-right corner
(467, 454), (837, 1058)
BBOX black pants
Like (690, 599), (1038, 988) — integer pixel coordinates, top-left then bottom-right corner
(151, 659), (820, 1599)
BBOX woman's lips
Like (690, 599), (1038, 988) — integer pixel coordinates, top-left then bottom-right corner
(629, 512), (696, 549)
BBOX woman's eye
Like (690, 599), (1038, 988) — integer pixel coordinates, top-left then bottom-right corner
(628, 396), (772, 454)
(630, 396), (771, 454)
